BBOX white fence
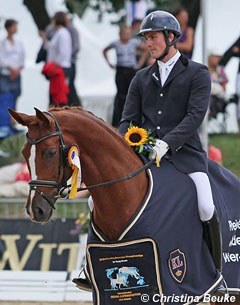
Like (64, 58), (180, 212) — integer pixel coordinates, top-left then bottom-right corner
(0, 270), (92, 302)
(0, 198), (92, 302)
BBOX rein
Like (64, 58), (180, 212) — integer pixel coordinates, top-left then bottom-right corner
(27, 111), (155, 208)
(60, 158), (155, 197)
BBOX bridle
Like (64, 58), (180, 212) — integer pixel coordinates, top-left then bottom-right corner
(27, 111), (155, 209)
(27, 111), (69, 208)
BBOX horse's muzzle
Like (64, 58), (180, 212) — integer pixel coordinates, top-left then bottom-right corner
(26, 191), (55, 223)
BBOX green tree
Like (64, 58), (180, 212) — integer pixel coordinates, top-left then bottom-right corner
(24, 0), (200, 30)
(23, 0), (50, 30)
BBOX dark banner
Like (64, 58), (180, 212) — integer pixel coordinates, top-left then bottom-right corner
(0, 219), (80, 271)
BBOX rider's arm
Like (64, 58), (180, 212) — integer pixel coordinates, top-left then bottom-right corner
(118, 74), (142, 135)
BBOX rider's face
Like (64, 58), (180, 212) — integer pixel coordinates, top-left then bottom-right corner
(144, 31), (166, 59)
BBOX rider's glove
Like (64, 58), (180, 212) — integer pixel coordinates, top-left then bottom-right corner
(149, 139), (169, 162)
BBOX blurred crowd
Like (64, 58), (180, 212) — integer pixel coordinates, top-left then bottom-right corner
(1, 4), (239, 198)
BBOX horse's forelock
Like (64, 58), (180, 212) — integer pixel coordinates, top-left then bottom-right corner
(26, 116), (55, 141)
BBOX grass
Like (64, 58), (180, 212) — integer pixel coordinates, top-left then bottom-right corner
(209, 133), (240, 177)
(0, 132), (25, 167)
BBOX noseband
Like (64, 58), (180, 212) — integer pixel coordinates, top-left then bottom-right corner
(27, 111), (155, 209)
(27, 111), (68, 209)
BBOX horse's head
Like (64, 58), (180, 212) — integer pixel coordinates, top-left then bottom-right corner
(9, 108), (73, 223)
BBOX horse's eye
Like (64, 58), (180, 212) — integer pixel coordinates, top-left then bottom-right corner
(44, 149), (57, 160)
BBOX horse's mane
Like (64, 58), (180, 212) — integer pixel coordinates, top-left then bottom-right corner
(48, 106), (133, 152)
(49, 106), (101, 121)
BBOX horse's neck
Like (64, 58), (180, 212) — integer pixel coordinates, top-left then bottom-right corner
(64, 113), (148, 240)
(83, 151), (148, 240)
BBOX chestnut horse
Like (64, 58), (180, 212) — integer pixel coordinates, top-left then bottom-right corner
(9, 107), (239, 305)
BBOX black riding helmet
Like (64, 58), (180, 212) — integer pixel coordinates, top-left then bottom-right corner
(138, 10), (181, 60)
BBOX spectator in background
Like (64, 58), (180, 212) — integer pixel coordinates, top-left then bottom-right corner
(0, 19), (25, 138)
(208, 50), (228, 119)
(39, 12), (81, 106)
(219, 37), (240, 131)
(103, 25), (146, 127)
(0, 19), (25, 109)
(173, 6), (194, 59)
(126, 0), (148, 26)
(131, 18), (143, 38)
(65, 13), (82, 106)
(0, 162), (29, 197)
(208, 51), (228, 91)
(40, 12), (72, 107)
(131, 18), (153, 67)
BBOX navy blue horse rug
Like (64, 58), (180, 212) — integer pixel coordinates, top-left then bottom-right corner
(208, 160), (240, 292)
(86, 158), (240, 305)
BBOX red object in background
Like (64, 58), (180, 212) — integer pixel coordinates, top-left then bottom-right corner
(15, 163), (30, 182)
(42, 62), (69, 105)
(208, 145), (223, 164)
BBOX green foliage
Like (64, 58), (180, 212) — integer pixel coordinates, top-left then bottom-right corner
(153, 0), (180, 11)
(65, 0), (89, 17)
(74, 211), (90, 233)
(209, 133), (240, 177)
(65, 0), (197, 18)
(103, 0), (124, 13)
(0, 133), (25, 167)
(63, 0), (199, 36)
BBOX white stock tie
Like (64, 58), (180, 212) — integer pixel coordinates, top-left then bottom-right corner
(161, 66), (168, 86)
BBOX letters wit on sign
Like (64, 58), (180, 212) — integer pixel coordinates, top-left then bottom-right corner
(0, 234), (79, 271)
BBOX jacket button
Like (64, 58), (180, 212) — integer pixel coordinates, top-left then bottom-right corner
(160, 93), (163, 97)
(158, 110), (162, 114)
(157, 126), (161, 130)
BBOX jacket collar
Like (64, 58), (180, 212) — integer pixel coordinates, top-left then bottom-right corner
(151, 54), (189, 88)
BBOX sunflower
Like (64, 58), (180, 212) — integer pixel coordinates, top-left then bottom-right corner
(124, 126), (148, 147)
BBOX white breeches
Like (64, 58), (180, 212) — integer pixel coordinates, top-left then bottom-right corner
(188, 172), (215, 221)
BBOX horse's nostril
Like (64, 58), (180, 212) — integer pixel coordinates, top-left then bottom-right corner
(35, 207), (44, 217)
(32, 205), (50, 222)
(33, 206), (44, 219)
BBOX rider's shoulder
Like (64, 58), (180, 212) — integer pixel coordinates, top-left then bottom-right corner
(187, 58), (209, 72)
(135, 64), (155, 78)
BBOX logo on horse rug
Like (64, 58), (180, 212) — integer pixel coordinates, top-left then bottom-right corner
(105, 266), (146, 290)
(168, 249), (186, 283)
(86, 238), (162, 305)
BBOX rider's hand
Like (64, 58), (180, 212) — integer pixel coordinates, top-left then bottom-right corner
(149, 139), (169, 161)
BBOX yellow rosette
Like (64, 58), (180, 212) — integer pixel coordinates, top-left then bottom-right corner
(67, 145), (81, 199)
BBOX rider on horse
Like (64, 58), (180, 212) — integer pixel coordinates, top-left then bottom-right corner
(119, 10), (224, 293)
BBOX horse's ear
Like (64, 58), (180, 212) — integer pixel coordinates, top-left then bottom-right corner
(8, 108), (33, 126)
(34, 107), (50, 127)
